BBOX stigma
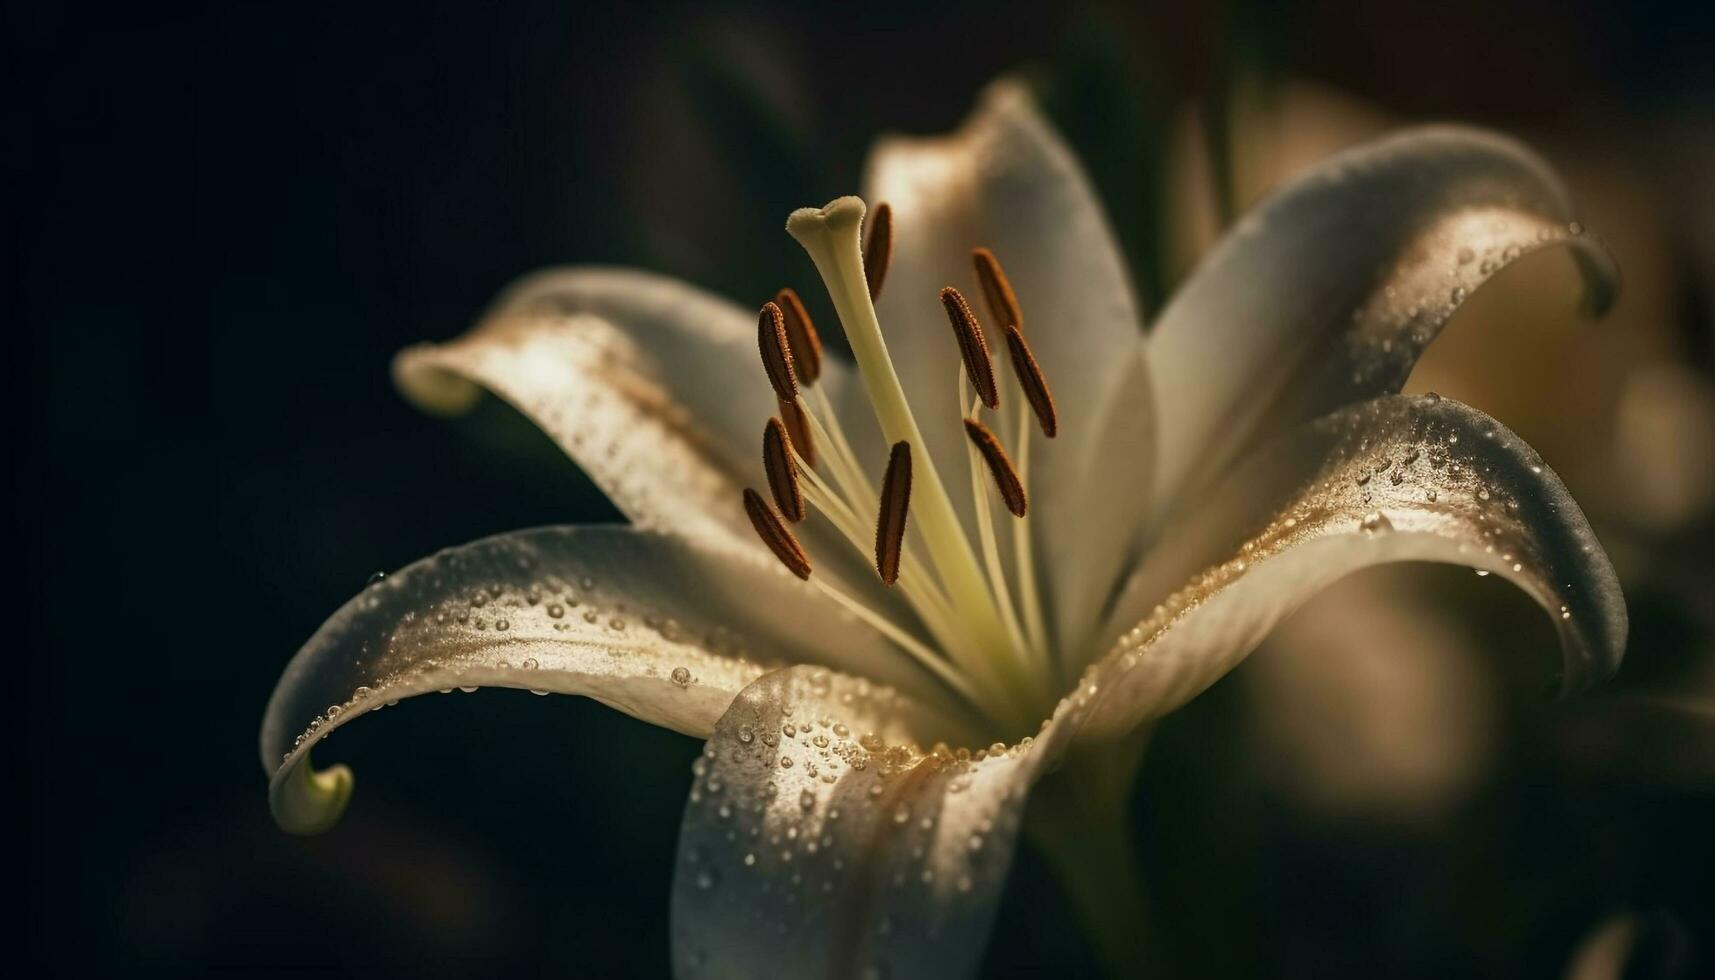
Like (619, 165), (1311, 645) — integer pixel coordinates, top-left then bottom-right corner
(737, 196), (1062, 726)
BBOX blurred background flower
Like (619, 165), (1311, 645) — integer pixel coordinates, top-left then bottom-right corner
(19, 0), (1712, 976)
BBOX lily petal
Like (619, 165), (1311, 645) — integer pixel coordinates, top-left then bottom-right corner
(1148, 126), (1618, 524)
(394, 267), (918, 615)
(262, 526), (960, 835)
(395, 268), (767, 553)
(1081, 394), (1625, 740)
(672, 665), (1078, 979)
(863, 80), (1156, 651)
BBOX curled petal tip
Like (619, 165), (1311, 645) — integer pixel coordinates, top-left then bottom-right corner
(271, 754), (355, 836)
(1572, 235), (1621, 319)
(393, 345), (483, 417)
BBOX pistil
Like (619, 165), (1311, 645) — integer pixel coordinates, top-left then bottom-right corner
(786, 198), (1026, 700)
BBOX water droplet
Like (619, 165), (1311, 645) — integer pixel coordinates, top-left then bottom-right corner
(738, 725), (755, 744)
(800, 789), (816, 810)
(365, 570), (387, 586)
(892, 805), (910, 825)
(671, 666), (692, 687)
(1475, 569), (1491, 577)
(1360, 512), (1393, 535)
(547, 604), (564, 619)
(495, 619), (509, 631)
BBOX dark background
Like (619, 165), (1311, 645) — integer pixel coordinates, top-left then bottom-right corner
(16, 0), (1715, 976)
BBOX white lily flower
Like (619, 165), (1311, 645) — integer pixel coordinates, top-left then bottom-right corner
(260, 80), (1626, 977)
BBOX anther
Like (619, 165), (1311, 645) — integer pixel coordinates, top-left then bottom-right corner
(757, 302), (797, 402)
(743, 488), (812, 579)
(778, 397), (817, 467)
(763, 418), (804, 522)
(963, 419), (1028, 517)
(940, 287), (1000, 409)
(1003, 323), (1058, 438)
(971, 247), (1022, 330)
(774, 288), (822, 384)
(864, 202), (893, 300)
(874, 441), (912, 586)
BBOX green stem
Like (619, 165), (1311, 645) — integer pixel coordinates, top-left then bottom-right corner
(1025, 732), (1162, 979)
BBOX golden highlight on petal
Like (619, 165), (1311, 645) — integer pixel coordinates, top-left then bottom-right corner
(774, 287), (823, 384)
(1003, 323), (1057, 437)
(743, 488), (812, 579)
(778, 397), (817, 468)
(763, 417), (805, 522)
(963, 418), (1028, 517)
(757, 301), (798, 402)
(971, 247), (1022, 330)
(864, 201), (893, 300)
(874, 441), (913, 586)
(941, 287), (1000, 409)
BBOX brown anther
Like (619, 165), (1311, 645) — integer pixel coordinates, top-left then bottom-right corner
(864, 202), (893, 301)
(758, 302), (797, 402)
(1003, 323), (1058, 438)
(939, 287), (1000, 409)
(963, 419), (1028, 517)
(743, 488), (812, 580)
(971, 247), (1022, 330)
(762, 418), (805, 522)
(774, 288), (823, 384)
(874, 441), (912, 586)
(778, 397), (817, 467)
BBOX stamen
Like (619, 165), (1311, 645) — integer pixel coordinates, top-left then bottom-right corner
(778, 397), (817, 467)
(743, 488), (812, 579)
(1002, 323), (1058, 437)
(757, 302), (797, 402)
(940, 287), (1000, 409)
(971, 247), (1022, 330)
(762, 417), (804, 522)
(1010, 396), (1049, 662)
(963, 418), (1027, 516)
(788, 198), (1021, 694)
(874, 441), (912, 586)
(864, 202), (893, 300)
(774, 288), (822, 384)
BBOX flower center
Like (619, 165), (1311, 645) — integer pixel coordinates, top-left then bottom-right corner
(740, 196), (1062, 732)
